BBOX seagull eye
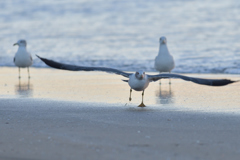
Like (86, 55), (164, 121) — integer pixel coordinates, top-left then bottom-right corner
(136, 72), (139, 75)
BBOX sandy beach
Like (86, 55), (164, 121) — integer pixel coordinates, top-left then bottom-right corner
(1, 68), (240, 160)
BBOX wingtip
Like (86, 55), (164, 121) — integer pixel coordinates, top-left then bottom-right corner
(36, 54), (41, 59)
(36, 55), (48, 65)
(227, 79), (239, 84)
(216, 79), (239, 86)
(122, 79), (128, 83)
(36, 55), (46, 61)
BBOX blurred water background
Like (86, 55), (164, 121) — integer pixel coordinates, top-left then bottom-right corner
(0, 0), (240, 73)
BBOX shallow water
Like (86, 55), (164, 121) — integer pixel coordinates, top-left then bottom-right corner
(0, 0), (240, 73)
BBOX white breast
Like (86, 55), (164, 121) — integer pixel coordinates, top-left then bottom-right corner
(155, 54), (175, 72)
(154, 44), (175, 72)
(14, 48), (32, 68)
(128, 74), (149, 91)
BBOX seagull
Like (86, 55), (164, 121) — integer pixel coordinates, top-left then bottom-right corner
(13, 39), (33, 78)
(37, 55), (236, 107)
(154, 36), (175, 84)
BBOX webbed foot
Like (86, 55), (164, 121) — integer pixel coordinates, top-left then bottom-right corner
(138, 102), (146, 107)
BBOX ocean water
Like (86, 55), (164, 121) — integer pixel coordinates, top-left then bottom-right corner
(0, 0), (240, 73)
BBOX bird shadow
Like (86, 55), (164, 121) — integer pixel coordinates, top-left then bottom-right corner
(15, 78), (33, 97)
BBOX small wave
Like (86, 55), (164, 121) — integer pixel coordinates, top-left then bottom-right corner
(2, 57), (240, 74)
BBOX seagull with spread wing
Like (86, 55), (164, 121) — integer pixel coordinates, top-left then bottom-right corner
(37, 55), (236, 107)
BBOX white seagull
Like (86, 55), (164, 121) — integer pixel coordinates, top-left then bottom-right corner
(13, 39), (33, 78)
(37, 55), (236, 107)
(155, 36), (175, 84)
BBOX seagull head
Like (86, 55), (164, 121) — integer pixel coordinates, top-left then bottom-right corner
(135, 71), (145, 80)
(13, 39), (27, 47)
(159, 36), (167, 44)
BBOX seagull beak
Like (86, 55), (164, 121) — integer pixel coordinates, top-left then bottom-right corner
(141, 75), (144, 79)
(162, 40), (166, 44)
(13, 43), (18, 46)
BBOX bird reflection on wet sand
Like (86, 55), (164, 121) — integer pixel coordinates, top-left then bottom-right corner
(15, 78), (33, 97)
(156, 84), (174, 104)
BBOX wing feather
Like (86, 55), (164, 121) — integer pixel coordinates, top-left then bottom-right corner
(37, 55), (131, 78)
(148, 73), (236, 86)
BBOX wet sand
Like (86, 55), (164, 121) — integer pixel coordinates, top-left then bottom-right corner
(0, 68), (240, 160)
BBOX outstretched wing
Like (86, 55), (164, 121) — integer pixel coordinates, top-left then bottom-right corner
(148, 73), (237, 86)
(37, 55), (131, 78)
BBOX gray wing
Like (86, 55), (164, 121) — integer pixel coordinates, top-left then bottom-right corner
(148, 73), (237, 86)
(36, 55), (131, 78)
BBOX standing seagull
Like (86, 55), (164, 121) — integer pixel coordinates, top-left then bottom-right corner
(36, 55), (236, 107)
(13, 39), (33, 78)
(155, 36), (175, 84)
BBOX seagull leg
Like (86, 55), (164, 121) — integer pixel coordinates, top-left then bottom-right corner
(129, 89), (132, 101)
(138, 90), (146, 107)
(18, 67), (21, 79)
(28, 67), (30, 79)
